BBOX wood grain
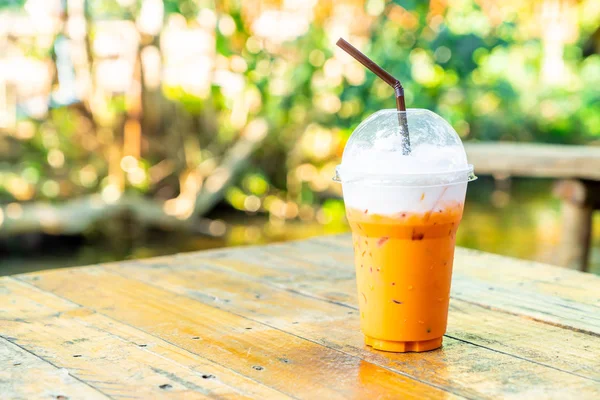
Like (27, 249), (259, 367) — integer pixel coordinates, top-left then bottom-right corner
(213, 251), (600, 380)
(0, 337), (109, 400)
(0, 277), (289, 399)
(77, 312), (292, 400)
(5, 235), (600, 399)
(1, 313), (276, 399)
(464, 142), (600, 180)
(0, 277), (79, 319)
(17, 268), (453, 400)
(113, 254), (600, 392)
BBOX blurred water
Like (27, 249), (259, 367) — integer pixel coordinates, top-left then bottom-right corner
(1, 177), (599, 276)
(459, 177), (600, 272)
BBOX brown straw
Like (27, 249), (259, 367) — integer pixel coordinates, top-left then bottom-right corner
(336, 38), (411, 155)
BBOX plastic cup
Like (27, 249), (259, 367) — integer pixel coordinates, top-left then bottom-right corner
(334, 109), (475, 352)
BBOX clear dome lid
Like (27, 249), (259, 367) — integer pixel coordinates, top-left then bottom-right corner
(335, 109), (475, 187)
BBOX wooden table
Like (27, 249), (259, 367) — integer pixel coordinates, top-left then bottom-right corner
(465, 142), (600, 271)
(2, 235), (600, 399)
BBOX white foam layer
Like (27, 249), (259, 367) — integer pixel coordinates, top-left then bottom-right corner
(342, 180), (467, 215)
(340, 144), (468, 184)
(338, 109), (473, 215)
(339, 144), (471, 214)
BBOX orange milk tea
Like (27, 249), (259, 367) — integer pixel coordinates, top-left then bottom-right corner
(346, 201), (464, 352)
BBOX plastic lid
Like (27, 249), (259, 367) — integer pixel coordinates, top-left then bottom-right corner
(334, 109), (475, 187)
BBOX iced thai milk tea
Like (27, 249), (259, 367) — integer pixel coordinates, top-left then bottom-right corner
(347, 199), (464, 352)
(335, 109), (475, 352)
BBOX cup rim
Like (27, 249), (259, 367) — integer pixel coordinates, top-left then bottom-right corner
(333, 164), (476, 187)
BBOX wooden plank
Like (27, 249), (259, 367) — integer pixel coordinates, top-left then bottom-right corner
(18, 268), (453, 400)
(110, 256), (600, 385)
(299, 235), (600, 336)
(451, 248), (600, 307)
(77, 312), (293, 400)
(0, 312), (283, 399)
(137, 244), (357, 305)
(1, 277), (289, 399)
(0, 337), (109, 400)
(0, 277), (80, 320)
(464, 142), (600, 180)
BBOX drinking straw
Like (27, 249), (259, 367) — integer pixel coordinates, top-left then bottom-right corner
(336, 38), (411, 155)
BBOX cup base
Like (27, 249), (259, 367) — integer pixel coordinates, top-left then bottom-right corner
(364, 335), (443, 353)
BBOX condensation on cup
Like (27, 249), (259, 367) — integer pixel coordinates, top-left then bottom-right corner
(334, 108), (476, 352)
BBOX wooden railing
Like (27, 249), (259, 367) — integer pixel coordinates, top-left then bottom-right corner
(465, 142), (600, 272)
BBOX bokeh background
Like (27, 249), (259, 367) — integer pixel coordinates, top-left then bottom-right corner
(1, 0), (599, 274)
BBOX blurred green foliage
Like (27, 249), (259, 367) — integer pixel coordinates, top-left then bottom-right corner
(0, 0), (599, 228)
